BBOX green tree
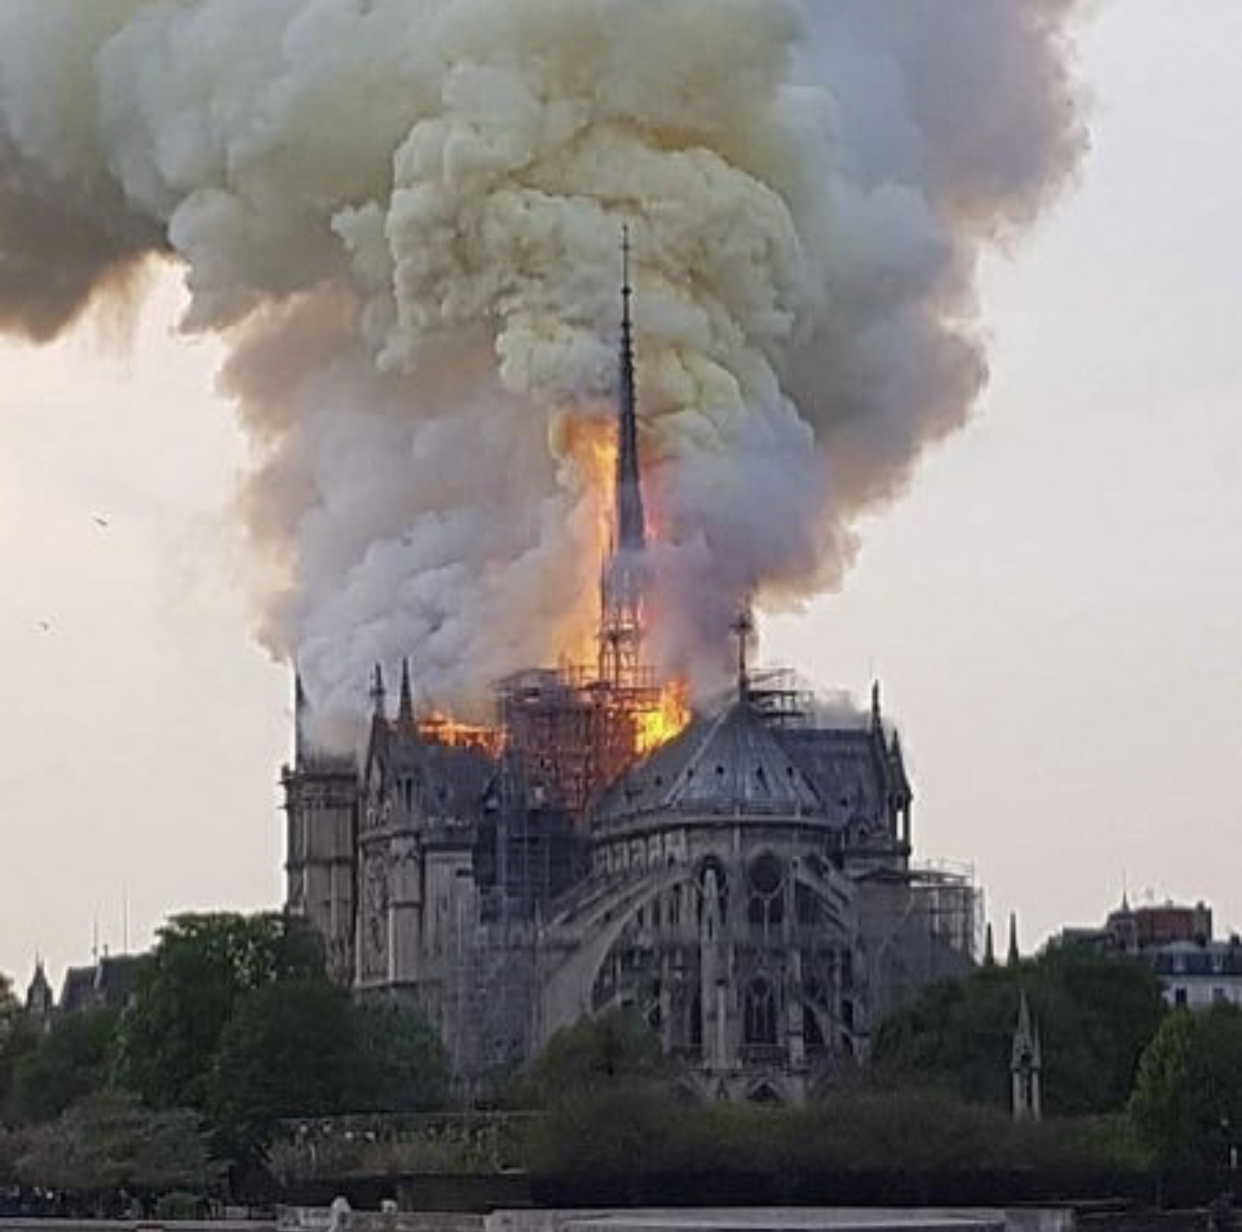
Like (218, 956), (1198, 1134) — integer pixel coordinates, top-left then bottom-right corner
(208, 980), (353, 1158)
(0, 974), (38, 1121)
(520, 1009), (675, 1107)
(11, 1008), (120, 1123)
(348, 1000), (449, 1113)
(16, 1090), (217, 1192)
(115, 912), (323, 1110)
(1129, 1004), (1242, 1169)
(872, 947), (1166, 1115)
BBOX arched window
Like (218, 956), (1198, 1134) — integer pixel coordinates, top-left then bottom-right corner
(747, 854), (785, 928)
(748, 1083), (782, 1104)
(689, 992), (703, 1051)
(744, 977), (778, 1046)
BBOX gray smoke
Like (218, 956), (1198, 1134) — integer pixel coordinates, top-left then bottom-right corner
(0, 0), (1085, 747)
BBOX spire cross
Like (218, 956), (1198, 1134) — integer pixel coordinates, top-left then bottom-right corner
(731, 606), (755, 700)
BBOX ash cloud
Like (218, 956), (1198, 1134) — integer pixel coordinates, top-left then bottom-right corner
(0, 0), (1086, 744)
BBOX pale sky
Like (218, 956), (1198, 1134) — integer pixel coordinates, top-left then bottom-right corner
(2, 1), (1240, 989)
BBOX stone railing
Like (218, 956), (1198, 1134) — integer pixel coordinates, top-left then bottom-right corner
(270, 1113), (537, 1182)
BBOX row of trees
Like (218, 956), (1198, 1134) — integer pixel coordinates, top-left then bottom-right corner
(8, 922), (1242, 1194)
(871, 944), (1242, 1172)
(513, 949), (1242, 1187)
(0, 913), (449, 1194)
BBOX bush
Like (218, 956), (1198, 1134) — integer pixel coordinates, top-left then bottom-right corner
(528, 1085), (1147, 1185)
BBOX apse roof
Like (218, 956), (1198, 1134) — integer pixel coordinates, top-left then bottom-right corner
(595, 698), (827, 822)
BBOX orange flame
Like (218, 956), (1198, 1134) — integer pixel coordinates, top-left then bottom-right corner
(548, 410), (619, 665)
(417, 711), (505, 757)
(634, 679), (692, 756)
(414, 408), (688, 787)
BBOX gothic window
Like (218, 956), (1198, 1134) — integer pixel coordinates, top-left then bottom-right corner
(744, 977), (778, 1046)
(747, 853), (785, 928)
(748, 1083), (782, 1103)
(689, 992), (703, 1051)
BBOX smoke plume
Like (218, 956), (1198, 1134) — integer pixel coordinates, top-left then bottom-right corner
(0, 0), (1085, 745)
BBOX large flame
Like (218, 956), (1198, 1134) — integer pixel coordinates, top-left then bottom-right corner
(415, 407), (689, 774)
(417, 711), (505, 758)
(634, 679), (692, 756)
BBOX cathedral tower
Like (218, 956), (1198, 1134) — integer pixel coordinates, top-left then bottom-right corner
(282, 672), (358, 984)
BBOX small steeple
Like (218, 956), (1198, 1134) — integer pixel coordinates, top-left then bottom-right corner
(25, 957), (54, 1028)
(370, 664), (387, 720)
(983, 922), (996, 967)
(1007, 912), (1021, 966)
(397, 658), (416, 734)
(871, 679), (882, 730)
(1011, 990), (1042, 1121)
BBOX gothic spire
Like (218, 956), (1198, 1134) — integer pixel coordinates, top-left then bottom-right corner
(1007, 911), (1021, 966)
(294, 668), (308, 767)
(615, 225), (646, 554)
(397, 657), (416, 733)
(370, 663), (387, 720)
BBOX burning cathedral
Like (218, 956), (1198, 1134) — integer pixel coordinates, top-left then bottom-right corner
(283, 242), (979, 1102)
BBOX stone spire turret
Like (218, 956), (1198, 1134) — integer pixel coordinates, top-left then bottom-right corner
(294, 669), (309, 768)
(25, 958), (53, 1030)
(1011, 989), (1042, 1121)
(370, 664), (387, 721)
(1007, 912), (1020, 966)
(397, 658), (416, 734)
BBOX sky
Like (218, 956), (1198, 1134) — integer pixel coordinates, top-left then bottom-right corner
(2, 0), (1241, 989)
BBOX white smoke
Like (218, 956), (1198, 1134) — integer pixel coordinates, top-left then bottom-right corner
(0, 0), (1085, 746)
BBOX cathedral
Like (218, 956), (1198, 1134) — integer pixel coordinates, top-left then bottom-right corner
(283, 247), (978, 1102)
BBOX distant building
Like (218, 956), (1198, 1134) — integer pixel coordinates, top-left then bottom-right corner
(1149, 940), (1242, 1010)
(1057, 896), (1233, 1010)
(1056, 897), (1213, 956)
(22, 952), (144, 1027)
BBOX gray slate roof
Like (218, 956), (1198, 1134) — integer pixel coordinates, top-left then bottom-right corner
(596, 700), (826, 822)
(371, 721), (495, 823)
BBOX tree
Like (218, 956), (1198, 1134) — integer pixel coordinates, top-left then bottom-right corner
(16, 1091), (217, 1192)
(520, 1009), (675, 1107)
(1129, 1005), (1242, 1169)
(0, 975), (38, 1121)
(11, 1008), (119, 1123)
(208, 980), (353, 1158)
(347, 1000), (449, 1113)
(115, 912), (324, 1111)
(872, 947), (1166, 1115)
